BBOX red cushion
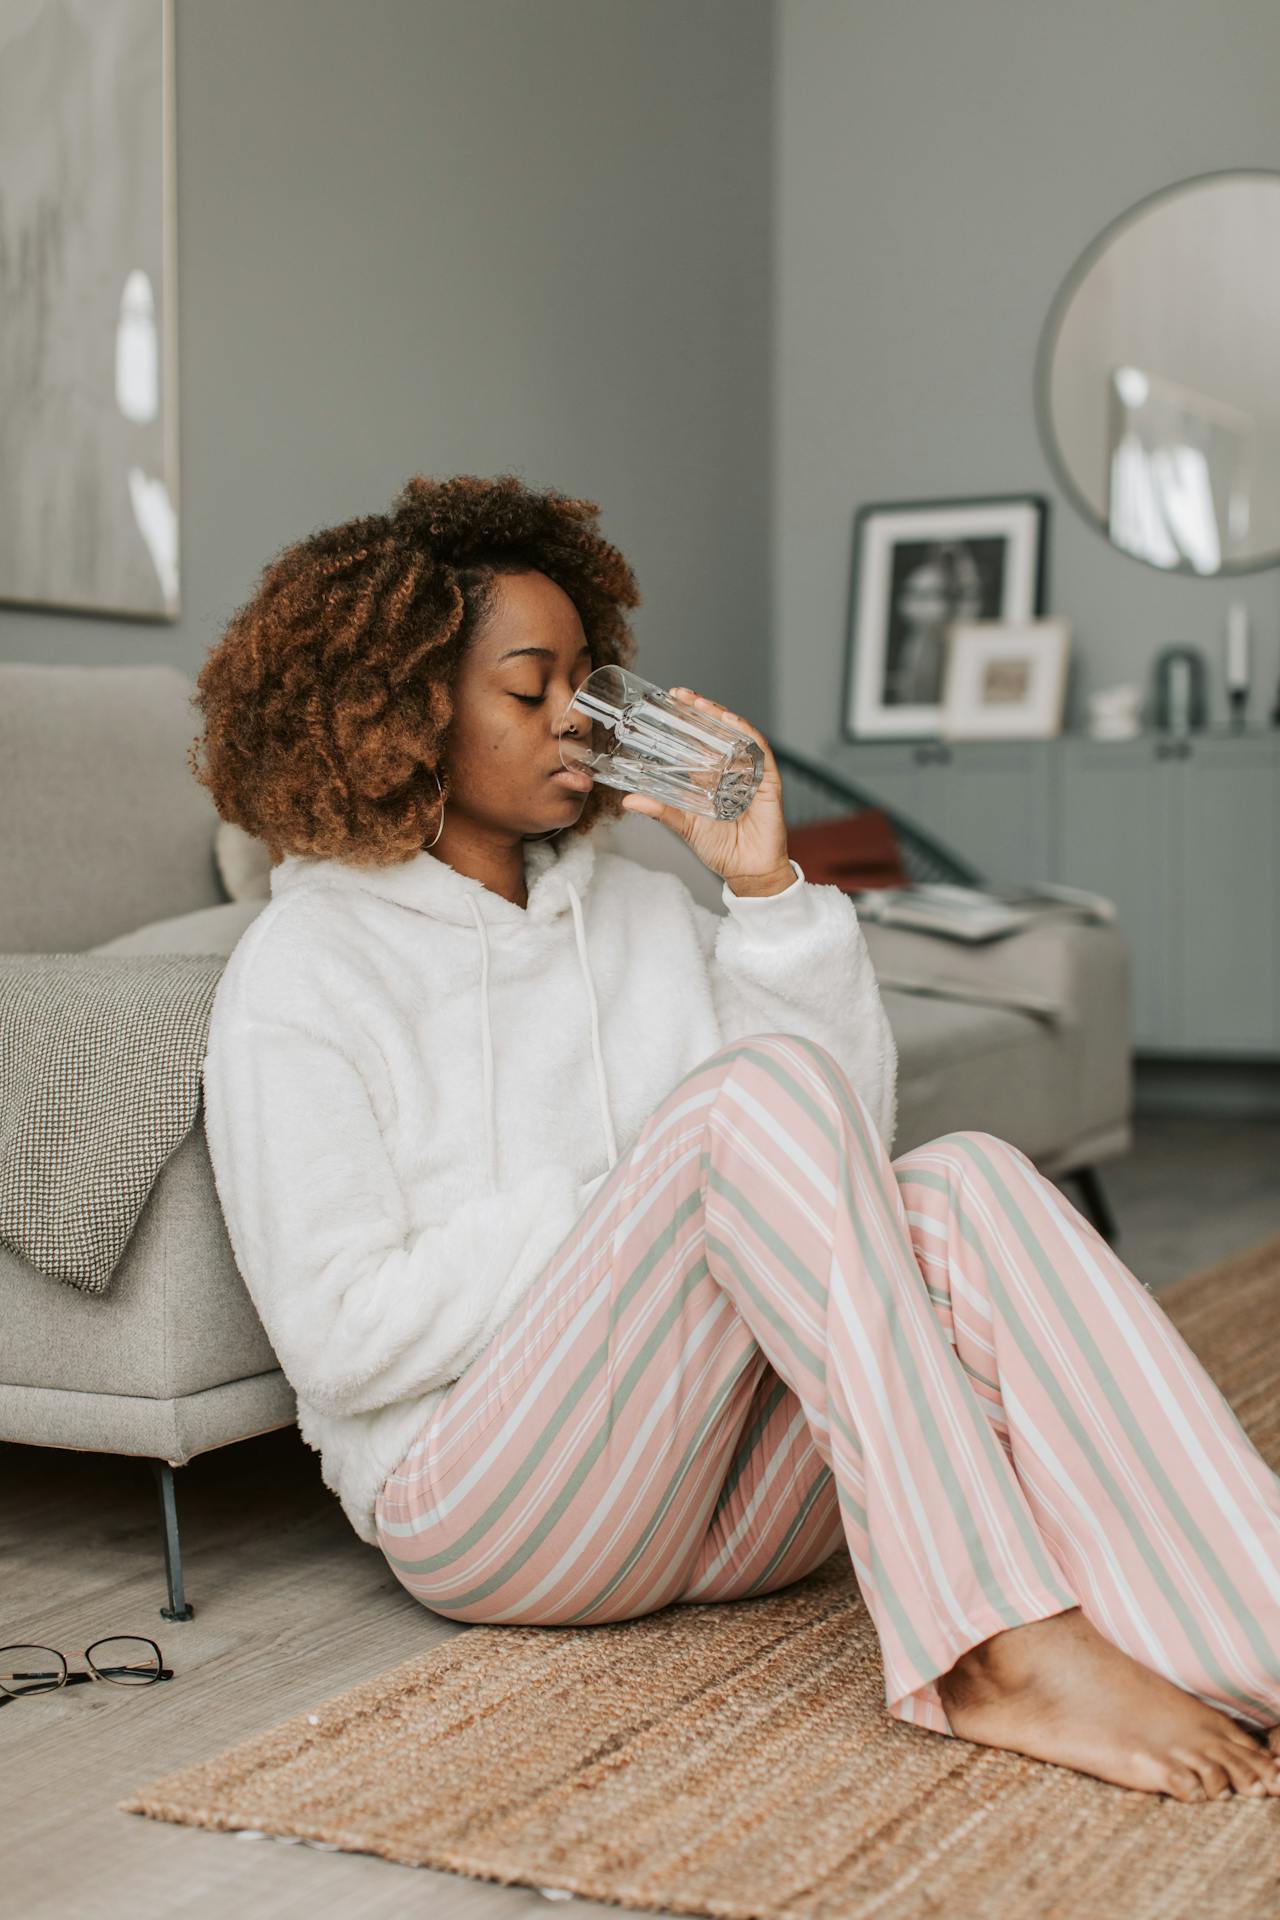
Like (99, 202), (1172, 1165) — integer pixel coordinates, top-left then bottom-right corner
(786, 808), (911, 894)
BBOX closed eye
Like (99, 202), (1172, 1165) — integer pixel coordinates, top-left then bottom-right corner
(512, 676), (591, 707)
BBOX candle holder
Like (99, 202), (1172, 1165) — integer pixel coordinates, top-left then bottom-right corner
(1224, 603), (1251, 731)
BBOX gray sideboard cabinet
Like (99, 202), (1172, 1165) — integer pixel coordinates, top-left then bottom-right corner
(824, 731), (1280, 1057)
(1057, 733), (1279, 1057)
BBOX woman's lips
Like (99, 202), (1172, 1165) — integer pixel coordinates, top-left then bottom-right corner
(551, 765), (594, 793)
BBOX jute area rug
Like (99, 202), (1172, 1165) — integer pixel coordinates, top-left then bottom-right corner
(119, 1232), (1280, 1920)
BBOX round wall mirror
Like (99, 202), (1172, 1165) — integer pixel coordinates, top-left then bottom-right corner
(1034, 168), (1280, 577)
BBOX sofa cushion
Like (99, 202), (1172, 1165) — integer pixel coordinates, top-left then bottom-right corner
(884, 985), (1070, 1163)
(0, 662), (227, 952)
(215, 820), (274, 903)
(91, 900), (267, 958)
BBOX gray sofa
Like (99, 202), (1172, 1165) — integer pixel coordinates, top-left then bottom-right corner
(0, 663), (1132, 1619)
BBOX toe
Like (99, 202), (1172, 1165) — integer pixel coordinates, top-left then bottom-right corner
(1242, 1744), (1280, 1795)
(1170, 1747), (1232, 1800)
(1219, 1726), (1280, 1787)
(1208, 1738), (1271, 1798)
(1162, 1760), (1208, 1802)
(1223, 1726), (1270, 1752)
(1249, 1749), (1280, 1796)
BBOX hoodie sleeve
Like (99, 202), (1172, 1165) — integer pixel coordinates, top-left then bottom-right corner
(200, 1004), (594, 1419)
(686, 858), (899, 1154)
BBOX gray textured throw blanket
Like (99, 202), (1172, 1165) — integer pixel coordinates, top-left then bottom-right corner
(0, 952), (226, 1294)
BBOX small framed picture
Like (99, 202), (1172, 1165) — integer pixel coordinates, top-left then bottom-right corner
(841, 494), (1048, 739)
(939, 617), (1071, 739)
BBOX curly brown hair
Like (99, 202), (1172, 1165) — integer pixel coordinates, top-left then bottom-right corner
(187, 472), (641, 867)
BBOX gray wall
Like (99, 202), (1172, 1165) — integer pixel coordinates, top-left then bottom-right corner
(774, 0), (1280, 753)
(0, 0), (774, 737)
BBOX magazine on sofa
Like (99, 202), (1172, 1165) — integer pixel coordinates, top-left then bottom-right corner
(848, 881), (1116, 944)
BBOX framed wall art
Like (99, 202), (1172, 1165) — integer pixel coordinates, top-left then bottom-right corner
(939, 616), (1071, 739)
(0, 0), (179, 621)
(841, 494), (1048, 740)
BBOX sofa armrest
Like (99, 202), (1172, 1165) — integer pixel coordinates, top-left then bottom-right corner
(859, 915), (1124, 1023)
(864, 916), (1133, 1157)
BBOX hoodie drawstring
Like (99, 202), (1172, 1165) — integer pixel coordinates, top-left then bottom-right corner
(568, 879), (619, 1174)
(465, 881), (618, 1195)
(465, 894), (499, 1192)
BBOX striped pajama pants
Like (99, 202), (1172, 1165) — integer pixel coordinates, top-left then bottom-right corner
(375, 1033), (1280, 1738)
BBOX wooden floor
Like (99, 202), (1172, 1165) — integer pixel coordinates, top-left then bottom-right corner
(5, 1112), (1280, 1920)
(1069, 1109), (1280, 1290)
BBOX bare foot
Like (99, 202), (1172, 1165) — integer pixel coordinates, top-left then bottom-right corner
(936, 1605), (1280, 1802)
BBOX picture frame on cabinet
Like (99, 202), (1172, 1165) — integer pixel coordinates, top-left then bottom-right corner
(939, 616), (1072, 739)
(842, 494), (1048, 740)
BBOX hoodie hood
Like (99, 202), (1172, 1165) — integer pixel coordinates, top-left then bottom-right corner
(269, 828), (618, 1192)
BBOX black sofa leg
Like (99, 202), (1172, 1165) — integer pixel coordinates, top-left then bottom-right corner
(1067, 1165), (1119, 1248)
(151, 1459), (195, 1622)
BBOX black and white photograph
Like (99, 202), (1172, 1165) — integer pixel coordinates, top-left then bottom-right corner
(842, 494), (1048, 738)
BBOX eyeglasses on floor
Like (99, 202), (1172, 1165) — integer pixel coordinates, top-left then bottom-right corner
(0, 1638), (173, 1705)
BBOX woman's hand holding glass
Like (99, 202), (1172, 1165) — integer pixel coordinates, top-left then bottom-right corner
(619, 689), (793, 895)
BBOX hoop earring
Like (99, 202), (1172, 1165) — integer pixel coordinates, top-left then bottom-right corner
(425, 767), (446, 849)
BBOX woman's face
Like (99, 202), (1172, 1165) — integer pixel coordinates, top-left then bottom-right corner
(440, 569), (597, 840)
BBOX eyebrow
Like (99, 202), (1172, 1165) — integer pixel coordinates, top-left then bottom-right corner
(497, 643), (592, 663)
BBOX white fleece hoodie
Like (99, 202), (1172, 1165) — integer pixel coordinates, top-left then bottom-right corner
(199, 824), (898, 1547)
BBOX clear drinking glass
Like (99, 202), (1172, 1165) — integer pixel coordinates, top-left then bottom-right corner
(557, 666), (765, 820)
